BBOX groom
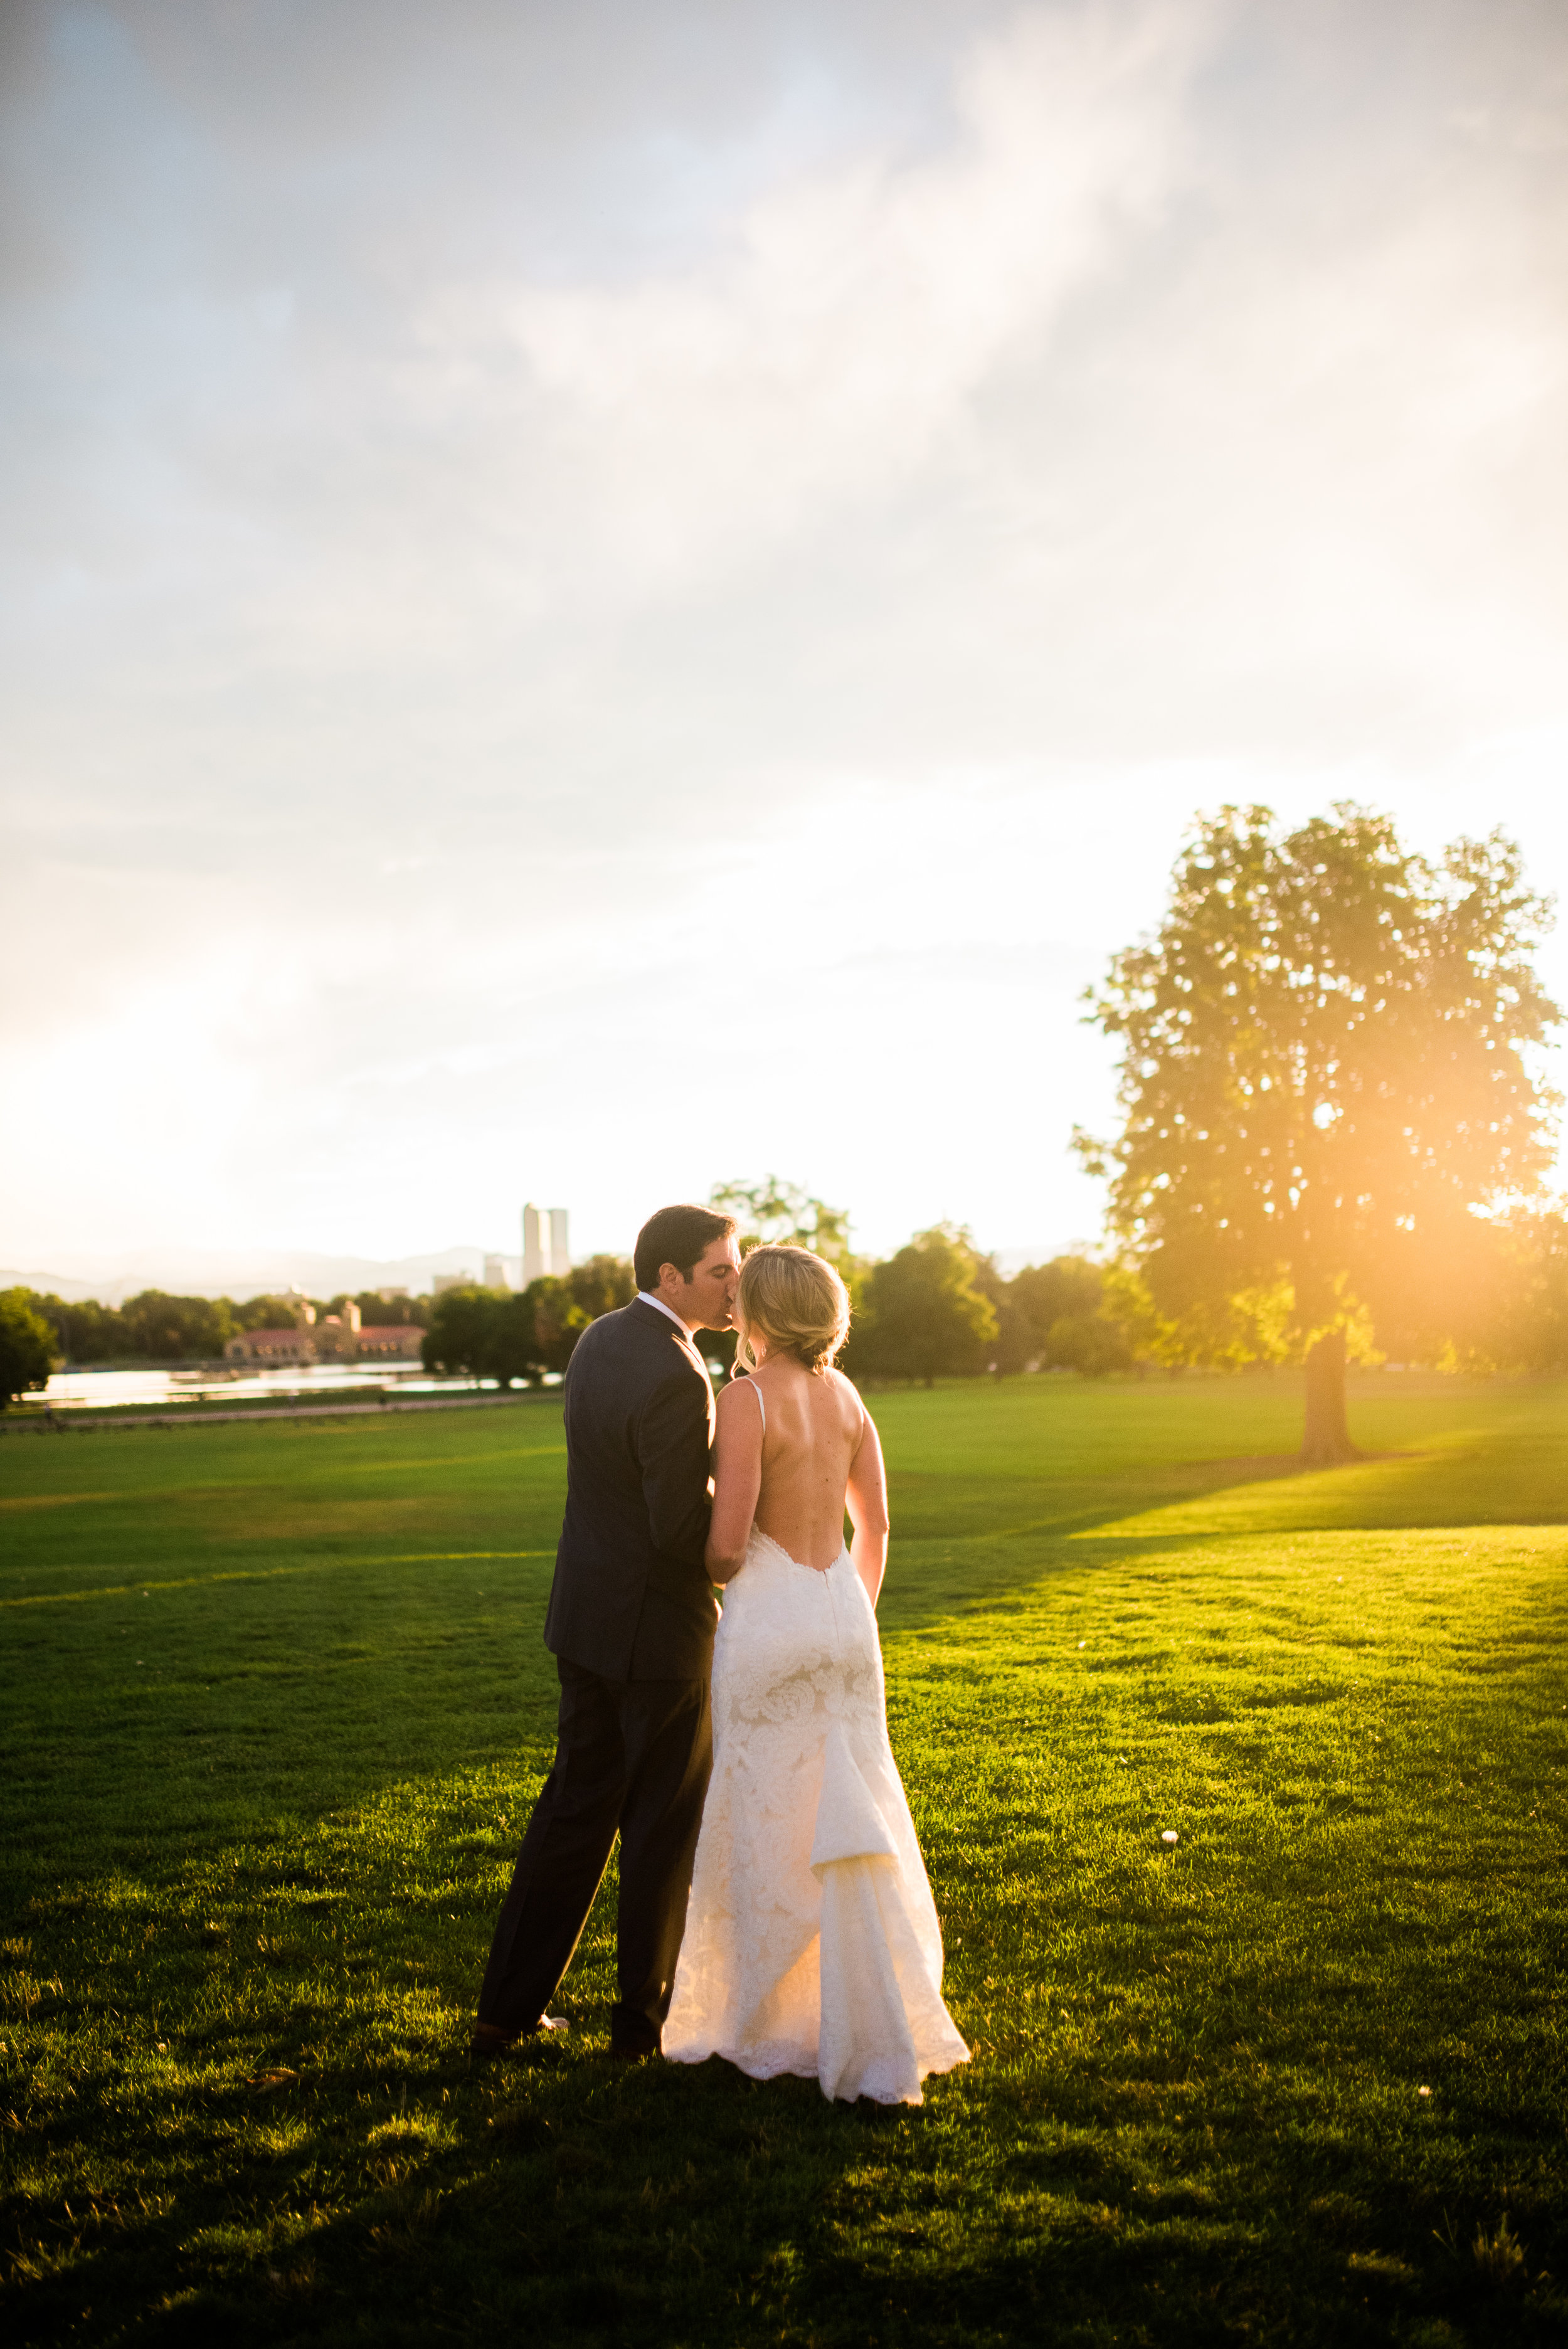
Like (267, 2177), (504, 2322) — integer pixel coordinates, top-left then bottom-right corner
(470, 1202), (741, 2062)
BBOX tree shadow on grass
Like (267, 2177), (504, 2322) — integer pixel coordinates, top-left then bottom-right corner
(4, 1426), (1549, 1913)
(881, 1448), (1363, 1633)
(0, 1444), (1348, 1902)
(882, 1434), (1568, 1636)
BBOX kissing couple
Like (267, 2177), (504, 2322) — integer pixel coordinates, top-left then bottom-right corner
(470, 1202), (968, 2105)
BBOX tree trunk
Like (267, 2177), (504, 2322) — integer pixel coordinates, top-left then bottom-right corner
(1300, 1327), (1359, 1465)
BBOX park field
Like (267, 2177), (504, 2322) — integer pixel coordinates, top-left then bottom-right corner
(1, 1374), (1565, 2345)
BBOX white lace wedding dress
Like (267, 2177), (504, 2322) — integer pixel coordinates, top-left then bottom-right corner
(663, 1522), (970, 2105)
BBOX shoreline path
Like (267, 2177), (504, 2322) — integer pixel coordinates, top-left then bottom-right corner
(1, 1391), (547, 1435)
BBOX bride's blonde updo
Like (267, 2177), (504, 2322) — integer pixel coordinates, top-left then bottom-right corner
(734, 1243), (850, 1377)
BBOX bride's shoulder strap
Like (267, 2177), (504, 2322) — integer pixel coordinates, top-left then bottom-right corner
(748, 1376), (765, 1436)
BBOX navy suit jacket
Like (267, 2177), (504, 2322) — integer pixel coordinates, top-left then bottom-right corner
(543, 1299), (718, 1681)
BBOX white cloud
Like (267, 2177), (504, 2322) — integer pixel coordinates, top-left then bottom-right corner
(389, 4), (1203, 603)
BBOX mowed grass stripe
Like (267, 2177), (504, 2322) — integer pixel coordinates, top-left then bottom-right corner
(0, 1443), (567, 1512)
(0, 1554), (558, 1609)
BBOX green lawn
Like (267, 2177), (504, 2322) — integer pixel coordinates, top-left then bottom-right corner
(1, 1374), (1565, 2345)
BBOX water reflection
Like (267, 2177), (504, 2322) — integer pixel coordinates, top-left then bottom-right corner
(38, 1364), (556, 1412)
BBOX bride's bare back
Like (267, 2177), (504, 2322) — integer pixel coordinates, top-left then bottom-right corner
(706, 1354), (889, 1604)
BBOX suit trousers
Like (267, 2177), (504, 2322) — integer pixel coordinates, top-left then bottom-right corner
(477, 1656), (713, 2054)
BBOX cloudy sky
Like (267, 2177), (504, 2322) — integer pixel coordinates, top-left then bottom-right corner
(3, 0), (1566, 1281)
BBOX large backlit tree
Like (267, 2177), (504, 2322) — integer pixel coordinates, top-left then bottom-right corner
(1077, 804), (1562, 1462)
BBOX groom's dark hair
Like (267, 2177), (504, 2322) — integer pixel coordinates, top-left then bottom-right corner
(635, 1204), (736, 1291)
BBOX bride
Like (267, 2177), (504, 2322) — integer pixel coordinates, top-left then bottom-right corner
(662, 1243), (969, 2105)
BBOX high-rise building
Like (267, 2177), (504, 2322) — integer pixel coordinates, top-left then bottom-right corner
(522, 1203), (570, 1283)
(483, 1254), (509, 1291)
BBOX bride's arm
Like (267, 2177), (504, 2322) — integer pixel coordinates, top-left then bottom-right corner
(704, 1379), (763, 1583)
(844, 1393), (889, 1608)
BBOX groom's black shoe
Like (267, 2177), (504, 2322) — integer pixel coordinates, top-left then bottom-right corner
(608, 2030), (659, 2064)
(468, 2017), (568, 2062)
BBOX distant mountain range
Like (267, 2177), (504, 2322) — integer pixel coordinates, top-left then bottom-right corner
(0, 1246), (524, 1305)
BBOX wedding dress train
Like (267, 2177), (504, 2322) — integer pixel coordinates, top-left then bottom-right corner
(663, 1527), (970, 2105)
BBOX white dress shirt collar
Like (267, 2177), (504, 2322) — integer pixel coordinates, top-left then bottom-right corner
(637, 1289), (700, 1342)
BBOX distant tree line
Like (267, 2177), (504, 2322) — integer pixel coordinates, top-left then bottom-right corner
(410, 1222), (1152, 1393)
(716, 1174), (1568, 1390)
(840, 1227), (1136, 1386)
(0, 1285), (433, 1399)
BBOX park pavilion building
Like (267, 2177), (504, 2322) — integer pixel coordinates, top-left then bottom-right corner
(225, 1298), (423, 1367)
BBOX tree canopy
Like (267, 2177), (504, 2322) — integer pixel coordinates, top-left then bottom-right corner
(1009, 1258), (1135, 1377)
(0, 1288), (56, 1407)
(564, 1256), (638, 1321)
(850, 1226), (997, 1386)
(28, 1294), (128, 1365)
(709, 1175), (850, 1261)
(420, 1258), (638, 1384)
(117, 1291), (235, 1360)
(1078, 803), (1562, 1458)
(420, 1285), (487, 1376)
